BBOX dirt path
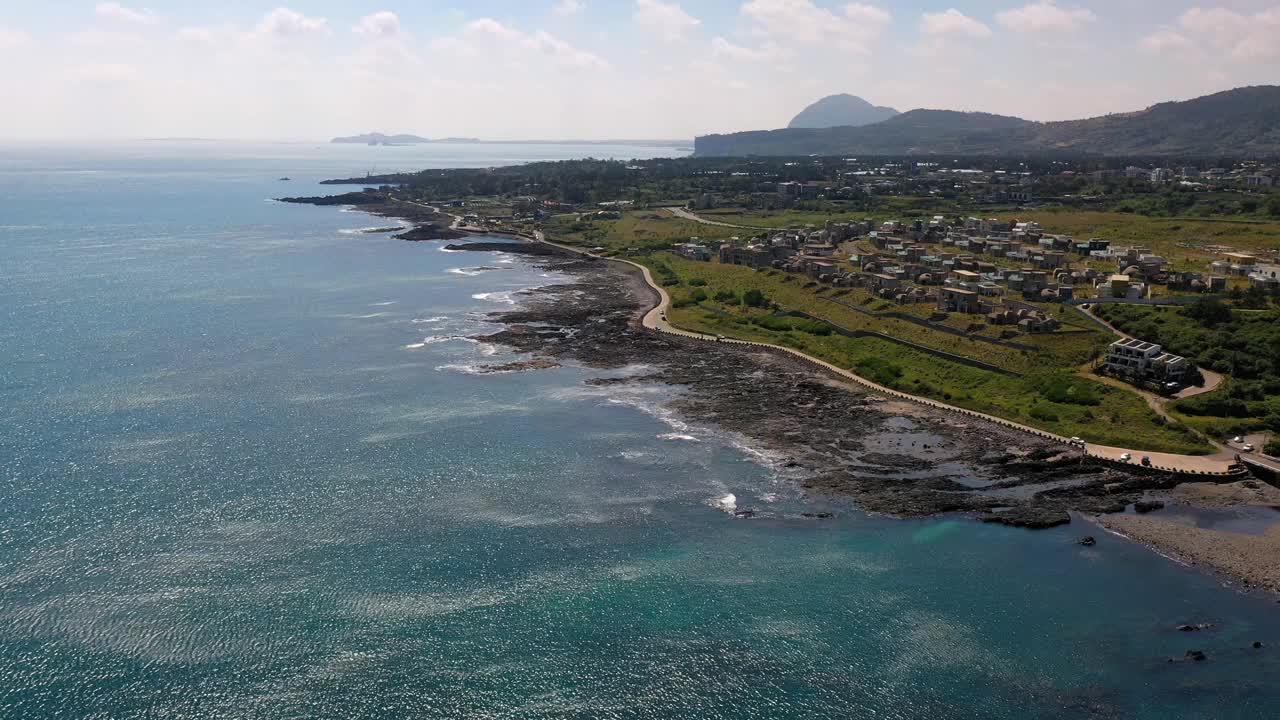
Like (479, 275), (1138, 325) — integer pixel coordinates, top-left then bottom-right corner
(663, 207), (775, 230)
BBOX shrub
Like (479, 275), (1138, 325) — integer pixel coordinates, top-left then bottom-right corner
(1266, 439), (1280, 457)
(1029, 404), (1060, 422)
(688, 278), (707, 287)
(751, 315), (832, 336)
(714, 290), (739, 304)
(855, 356), (904, 386)
(1028, 371), (1102, 406)
(743, 289), (768, 308)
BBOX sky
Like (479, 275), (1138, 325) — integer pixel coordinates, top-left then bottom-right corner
(0, 0), (1277, 140)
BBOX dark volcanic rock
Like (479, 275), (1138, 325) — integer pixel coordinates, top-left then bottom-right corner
(1134, 500), (1165, 514)
(460, 243), (1157, 529)
(980, 508), (1072, 529)
(1079, 536), (1097, 546)
(397, 226), (466, 241)
(446, 241), (574, 256)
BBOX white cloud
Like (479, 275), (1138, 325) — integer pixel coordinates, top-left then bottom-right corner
(462, 18), (609, 70)
(995, 2), (1095, 33)
(553, 0), (586, 16)
(1140, 27), (1192, 54)
(0, 27), (32, 50)
(741, 0), (891, 52)
(95, 2), (158, 26)
(633, 0), (701, 43)
(353, 11), (402, 39)
(920, 8), (991, 39)
(254, 8), (330, 38)
(73, 62), (139, 84)
(711, 36), (783, 62)
(1143, 6), (1280, 61)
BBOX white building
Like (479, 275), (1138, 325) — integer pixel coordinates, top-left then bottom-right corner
(1106, 338), (1189, 385)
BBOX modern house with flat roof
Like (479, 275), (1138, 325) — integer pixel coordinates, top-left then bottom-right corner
(1105, 338), (1189, 386)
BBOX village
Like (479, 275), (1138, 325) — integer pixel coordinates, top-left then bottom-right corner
(669, 203), (1280, 395)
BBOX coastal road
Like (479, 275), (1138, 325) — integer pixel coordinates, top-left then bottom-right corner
(386, 205), (1241, 477)
(618, 252), (1238, 476)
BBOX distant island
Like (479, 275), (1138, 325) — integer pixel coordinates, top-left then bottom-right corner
(788, 94), (899, 130)
(332, 133), (480, 145)
(698, 85), (1280, 157)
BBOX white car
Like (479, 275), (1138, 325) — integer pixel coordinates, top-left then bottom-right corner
(1120, 453), (1133, 462)
(1232, 436), (1244, 444)
(1243, 444), (1255, 453)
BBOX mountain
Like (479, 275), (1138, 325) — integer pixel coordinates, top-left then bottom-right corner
(788, 94), (899, 129)
(696, 86), (1280, 157)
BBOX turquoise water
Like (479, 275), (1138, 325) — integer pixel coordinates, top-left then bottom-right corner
(3, 143), (1280, 719)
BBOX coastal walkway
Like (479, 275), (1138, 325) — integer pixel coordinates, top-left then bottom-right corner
(423, 205), (1243, 478)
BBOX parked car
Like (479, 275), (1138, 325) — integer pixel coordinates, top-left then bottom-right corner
(1243, 444), (1255, 453)
(1120, 453), (1132, 462)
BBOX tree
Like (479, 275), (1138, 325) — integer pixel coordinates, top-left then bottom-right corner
(743, 289), (767, 308)
(1185, 297), (1232, 327)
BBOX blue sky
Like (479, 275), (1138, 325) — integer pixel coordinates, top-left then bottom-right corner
(0, 1), (1276, 139)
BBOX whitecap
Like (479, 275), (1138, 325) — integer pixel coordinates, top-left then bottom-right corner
(340, 226), (405, 235)
(370, 301), (398, 307)
(472, 291), (519, 305)
(713, 493), (737, 513)
(435, 363), (486, 375)
(658, 432), (700, 442)
(449, 267), (504, 276)
(412, 316), (449, 324)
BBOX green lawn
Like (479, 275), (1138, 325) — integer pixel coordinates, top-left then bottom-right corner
(544, 210), (742, 254)
(644, 254), (1210, 454)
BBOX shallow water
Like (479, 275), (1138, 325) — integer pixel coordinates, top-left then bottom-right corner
(3, 143), (1280, 719)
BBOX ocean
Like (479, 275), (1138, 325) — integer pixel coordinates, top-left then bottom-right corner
(2, 141), (1280, 719)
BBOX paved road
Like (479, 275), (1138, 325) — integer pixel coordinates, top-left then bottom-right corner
(379, 208), (1242, 477)
(601, 248), (1239, 476)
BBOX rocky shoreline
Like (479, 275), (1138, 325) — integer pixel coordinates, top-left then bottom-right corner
(449, 239), (1226, 533)
(302, 204), (1280, 594)
(278, 193), (467, 241)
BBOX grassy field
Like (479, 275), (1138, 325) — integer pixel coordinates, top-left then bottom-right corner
(643, 254), (1210, 454)
(1007, 210), (1280, 261)
(650, 254), (1109, 373)
(695, 206), (1280, 269)
(544, 211), (741, 254)
(693, 207), (873, 229)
